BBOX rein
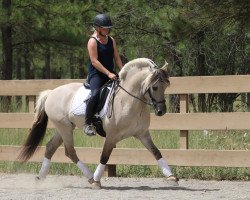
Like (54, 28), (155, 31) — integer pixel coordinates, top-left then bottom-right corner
(117, 78), (166, 107)
(107, 79), (152, 118)
(118, 84), (152, 106)
(107, 77), (166, 118)
(110, 78), (166, 107)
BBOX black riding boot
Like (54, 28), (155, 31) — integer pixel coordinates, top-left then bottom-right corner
(84, 91), (99, 136)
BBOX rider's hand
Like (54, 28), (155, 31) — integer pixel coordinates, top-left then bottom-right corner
(107, 72), (117, 80)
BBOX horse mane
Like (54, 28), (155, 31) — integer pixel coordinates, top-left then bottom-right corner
(119, 58), (157, 81)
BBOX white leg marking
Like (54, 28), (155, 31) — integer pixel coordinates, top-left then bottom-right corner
(157, 158), (173, 177)
(77, 161), (93, 179)
(38, 157), (51, 179)
(93, 163), (105, 182)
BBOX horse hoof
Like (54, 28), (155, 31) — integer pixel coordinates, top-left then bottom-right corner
(35, 176), (43, 181)
(35, 175), (46, 181)
(165, 175), (179, 186)
(88, 178), (101, 189)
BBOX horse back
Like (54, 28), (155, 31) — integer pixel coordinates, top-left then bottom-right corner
(44, 82), (82, 121)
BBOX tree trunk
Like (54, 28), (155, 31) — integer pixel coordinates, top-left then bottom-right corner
(15, 53), (22, 109)
(247, 93), (250, 112)
(78, 56), (85, 79)
(44, 46), (51, 79)
(190, 94), (197, 112)
(24, 49), (31, 79)
(196, 30), (206, 112)
(172, 44), (183, 76)
(1, 0), (12, 80)
(0, 0), (12, 111)
(16, 51), (22, 80)
(69, 53), (74, 79)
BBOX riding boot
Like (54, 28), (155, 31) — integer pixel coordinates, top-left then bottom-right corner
(84, 91), (99, 136)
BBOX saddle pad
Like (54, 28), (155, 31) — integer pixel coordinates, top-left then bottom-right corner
(70, 86), (113, 118)
(70, 86), (91, 116)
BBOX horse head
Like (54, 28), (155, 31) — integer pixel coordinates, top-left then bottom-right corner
(142, 60), (170, 116)
(119, 58), (170, 116)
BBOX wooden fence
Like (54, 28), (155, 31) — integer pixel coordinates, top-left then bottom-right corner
(0, 76), (250, 172)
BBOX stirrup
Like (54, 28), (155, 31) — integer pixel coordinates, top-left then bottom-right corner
(84, 124), (96, 136)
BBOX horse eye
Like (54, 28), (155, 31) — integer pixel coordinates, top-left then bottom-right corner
(152, 86), (158, 91)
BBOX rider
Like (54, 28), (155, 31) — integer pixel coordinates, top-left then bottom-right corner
(84, 13), (123, 136)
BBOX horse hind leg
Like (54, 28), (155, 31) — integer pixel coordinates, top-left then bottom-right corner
(36, 131), (63, 180)
(136, 131), (179, 186)
(54, 122), (93, 180)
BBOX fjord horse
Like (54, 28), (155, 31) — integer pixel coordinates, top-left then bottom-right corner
(19, 58), (178, 188)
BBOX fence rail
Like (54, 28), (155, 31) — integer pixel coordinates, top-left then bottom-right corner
(0, 75), (250, 169)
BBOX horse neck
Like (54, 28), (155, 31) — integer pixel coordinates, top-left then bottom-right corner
(119, 68), (149, 94)
(118, 68), (150, 109)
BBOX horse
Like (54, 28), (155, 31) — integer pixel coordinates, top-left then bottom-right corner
(18, 58), (179, 188)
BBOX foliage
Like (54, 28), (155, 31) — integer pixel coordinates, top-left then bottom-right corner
(0, 0), (249, 111)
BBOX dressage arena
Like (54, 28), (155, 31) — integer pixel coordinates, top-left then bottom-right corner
(0, 173), (249, 200)
(0, 77), (250, 199)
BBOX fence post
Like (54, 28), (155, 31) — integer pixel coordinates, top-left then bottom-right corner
(103, 142), (116, 177)
(179, 94), (189, 149)
(104, 164), (116, 177)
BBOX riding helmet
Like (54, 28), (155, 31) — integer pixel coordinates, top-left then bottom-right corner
(93, 13), (113, 28)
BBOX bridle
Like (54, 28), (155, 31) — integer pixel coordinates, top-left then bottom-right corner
(147, 84), (166, 109)
(115, 77), (166, 107)
(106, 73), (167, 118)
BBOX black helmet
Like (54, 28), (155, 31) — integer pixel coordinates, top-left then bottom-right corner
(93, 14), (112, 28)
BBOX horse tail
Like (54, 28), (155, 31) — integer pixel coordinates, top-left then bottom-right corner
(18, 90), (51, 162)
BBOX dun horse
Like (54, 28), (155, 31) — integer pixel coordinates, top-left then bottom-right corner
(19, 58), (178, 188)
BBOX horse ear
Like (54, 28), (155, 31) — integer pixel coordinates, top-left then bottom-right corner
(161, 60), (168, 70)
(161, 60), (171, 74)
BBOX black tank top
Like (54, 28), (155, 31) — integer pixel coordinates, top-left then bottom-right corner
(87, 36), (114, 79)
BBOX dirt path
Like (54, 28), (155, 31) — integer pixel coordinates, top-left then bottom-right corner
(0, 173), (249, 200)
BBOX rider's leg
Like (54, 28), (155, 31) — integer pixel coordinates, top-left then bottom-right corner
(84, 90), (99, 136)
(84, 75), (108, 136)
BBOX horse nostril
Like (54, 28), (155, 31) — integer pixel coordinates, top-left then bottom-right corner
(157, 110), (163, 116)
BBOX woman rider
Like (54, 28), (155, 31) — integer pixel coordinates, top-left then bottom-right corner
(85, 13), (123, 136)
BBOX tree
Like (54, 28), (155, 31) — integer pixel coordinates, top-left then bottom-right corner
(179, 0), (250, 112)
(1, 0), (12, 80)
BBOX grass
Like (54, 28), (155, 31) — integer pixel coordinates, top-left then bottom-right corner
(0, 128), (249, 180)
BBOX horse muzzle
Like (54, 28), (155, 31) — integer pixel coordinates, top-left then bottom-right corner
(154, 102), (166, 116)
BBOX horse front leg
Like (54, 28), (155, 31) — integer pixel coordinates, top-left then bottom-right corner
(89, 139), (115, 188)
(136, 131), (179, 186)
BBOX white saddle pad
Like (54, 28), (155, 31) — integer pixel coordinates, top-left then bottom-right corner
(70, 85), (112, 118)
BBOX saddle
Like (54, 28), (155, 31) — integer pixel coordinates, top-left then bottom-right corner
(71, 82), (115, 137)
(83, 82), (112, 114)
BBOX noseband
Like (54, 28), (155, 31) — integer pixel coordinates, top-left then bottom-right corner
(148, 86), (166, 108)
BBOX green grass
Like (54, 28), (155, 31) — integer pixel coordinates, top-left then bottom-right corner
(0, 128), (249, 180)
